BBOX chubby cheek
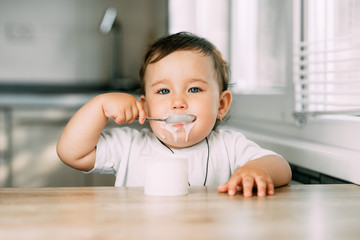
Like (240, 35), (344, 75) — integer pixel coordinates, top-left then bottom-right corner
(145, 100), (169, 118)
(188, 102), (218, 141)
(194, 101), (218, 127)
(193, 114), (217, 138)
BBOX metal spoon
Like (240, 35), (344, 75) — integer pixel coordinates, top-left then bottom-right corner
(145, 114), (196, 124)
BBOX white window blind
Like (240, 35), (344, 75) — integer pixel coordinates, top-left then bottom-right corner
(293, 0), (360, 125)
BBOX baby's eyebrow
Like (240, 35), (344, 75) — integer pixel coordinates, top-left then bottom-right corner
(150, 78), (208, 88)
(187, 78), (208, 84)
(150, 79), (168, 88)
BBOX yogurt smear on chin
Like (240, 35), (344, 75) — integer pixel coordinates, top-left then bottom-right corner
(159, 121), (196, 143)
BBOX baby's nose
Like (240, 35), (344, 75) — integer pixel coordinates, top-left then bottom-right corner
(171, 95), (188, 109)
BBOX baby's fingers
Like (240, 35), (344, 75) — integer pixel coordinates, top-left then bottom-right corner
(136, 101), (146, 124)
(225, 174), (243, 196)
(254, 176), (267, 197)
(118, 101), (144, 124)
(217, 184), (229, 193)
(266, 178), (275, 195)
(254, 175), (274, 197)
(242, 175), (255, 197)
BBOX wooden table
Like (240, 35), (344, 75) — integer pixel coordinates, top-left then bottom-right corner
(1, 184), (360, 240)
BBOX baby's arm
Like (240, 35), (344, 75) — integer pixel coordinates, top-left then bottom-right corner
(56, 93), (146, 171)
(218, 155), (292, 197)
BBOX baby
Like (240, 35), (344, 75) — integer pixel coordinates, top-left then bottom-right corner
(57, 32), (292, 197)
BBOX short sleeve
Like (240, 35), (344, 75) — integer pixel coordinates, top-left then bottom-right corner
(85, 127), (137, 175)
(218, 128), (279, 170)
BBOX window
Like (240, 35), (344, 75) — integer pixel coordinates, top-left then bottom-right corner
(169, 0), (360, 183)
(169, 0), (360, 123)
(293, 0), (360, 125)
(231, 0), (291, 92)
(169, 0), (291, 93)
(169, 0), (292, 122)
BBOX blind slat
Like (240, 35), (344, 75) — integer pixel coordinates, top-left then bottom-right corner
(295, 99), (360, 106)
(294, 57), (360, 65)
(294, 46), (360, 56)
(295, 90), (360, 95)
(294, 68), (360, 75)
(294, 80), (360, 85)
(294, 109), (360, 115)
(295, 34), (360, 47)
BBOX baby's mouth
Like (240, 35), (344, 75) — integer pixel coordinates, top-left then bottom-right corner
(172, 123), (185, 128)
(170, 116), (197, 128)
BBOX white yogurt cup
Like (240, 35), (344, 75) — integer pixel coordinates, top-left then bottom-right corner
(143, 154), (188, 196)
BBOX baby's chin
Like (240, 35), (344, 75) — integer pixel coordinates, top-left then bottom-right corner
(154, 131), (199, 149)
(152, 124), (193, 147)
(160, 138), (199, 149)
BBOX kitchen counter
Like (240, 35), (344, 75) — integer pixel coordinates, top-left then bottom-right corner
(1, 184), (360, 239)
(0, 91), (142, 188)
(0, 91), (140, 109)
(0, 92), (96, 109)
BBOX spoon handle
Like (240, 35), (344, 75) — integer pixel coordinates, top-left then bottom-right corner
(145, 117), (164, 122)
(136, 117), (164, 122)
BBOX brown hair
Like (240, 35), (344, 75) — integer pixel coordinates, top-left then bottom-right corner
(139, 32), (229, 95)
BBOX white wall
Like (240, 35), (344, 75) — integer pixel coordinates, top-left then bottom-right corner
(0, 0), (167, 87)
(227, 95), (360, 184)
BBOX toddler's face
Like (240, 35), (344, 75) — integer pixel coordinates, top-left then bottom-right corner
(141, 50), (225, 149)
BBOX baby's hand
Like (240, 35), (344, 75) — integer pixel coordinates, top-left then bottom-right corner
(101, 93), (146, 124)
(218, 165), (274, 197)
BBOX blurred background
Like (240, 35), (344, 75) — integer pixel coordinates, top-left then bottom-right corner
(0, 0), (359, 187)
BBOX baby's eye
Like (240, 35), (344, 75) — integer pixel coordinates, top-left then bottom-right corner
(157, 88), (170, 95)
(189, 87), (202, 93)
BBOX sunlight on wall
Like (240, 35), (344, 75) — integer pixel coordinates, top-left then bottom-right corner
(169, 0), (229, 61)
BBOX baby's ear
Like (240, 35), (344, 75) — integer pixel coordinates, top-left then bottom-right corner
(140, 95), (148, 115)
(218, 90), (232, 119)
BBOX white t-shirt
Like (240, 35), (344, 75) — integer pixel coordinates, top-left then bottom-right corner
(89, 127), (278, 186)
